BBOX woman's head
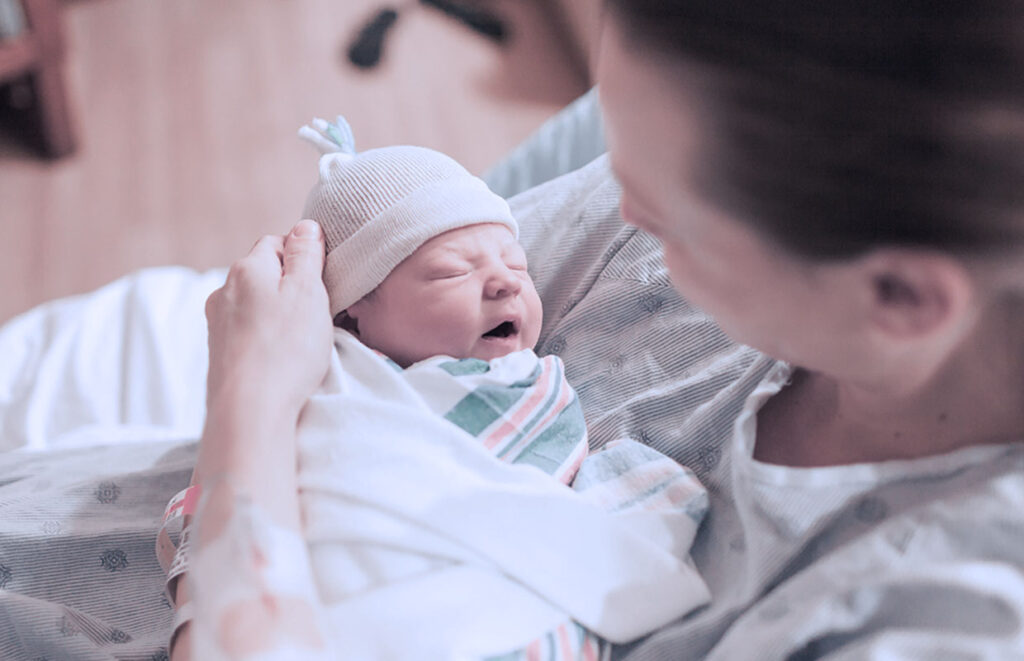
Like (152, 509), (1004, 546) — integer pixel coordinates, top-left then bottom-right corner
(598, 1), (1024, 381)
(603, 0), (1024, 261)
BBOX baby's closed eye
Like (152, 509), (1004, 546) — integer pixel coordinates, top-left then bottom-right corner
(423, 262), (471, 280)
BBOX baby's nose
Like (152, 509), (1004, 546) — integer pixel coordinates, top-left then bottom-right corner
(485, 268), (522, 299)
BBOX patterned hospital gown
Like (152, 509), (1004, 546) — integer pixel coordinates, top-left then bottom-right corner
(180, 338), (709, 661)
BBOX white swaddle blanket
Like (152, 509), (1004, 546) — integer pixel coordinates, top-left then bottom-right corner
(189, 330), (710, 660)
(297, 331), (710, 658)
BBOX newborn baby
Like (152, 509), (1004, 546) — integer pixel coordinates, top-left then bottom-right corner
(300, 116), (543, 367)
(301, 116), (590, 484)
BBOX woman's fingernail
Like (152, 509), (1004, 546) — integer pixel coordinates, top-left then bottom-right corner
(293, 219), (320, 237)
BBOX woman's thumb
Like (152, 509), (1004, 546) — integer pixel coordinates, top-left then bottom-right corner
(283, 220), (324, 282)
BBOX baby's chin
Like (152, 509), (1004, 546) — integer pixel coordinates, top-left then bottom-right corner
(390, 342), (530, 368)
(469, 335), (536, 362)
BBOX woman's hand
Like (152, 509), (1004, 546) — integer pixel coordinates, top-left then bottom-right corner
(172, 221), (330, 661)
(204, 219), (332, 424)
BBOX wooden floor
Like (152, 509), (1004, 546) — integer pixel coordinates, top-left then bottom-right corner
(0, 0), (588, 324)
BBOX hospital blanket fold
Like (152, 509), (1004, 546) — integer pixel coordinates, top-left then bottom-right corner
(291, 331), (710, 658)
(0, 266), (223, 453)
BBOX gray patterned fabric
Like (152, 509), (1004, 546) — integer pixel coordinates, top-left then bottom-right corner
(0, 441), (192, 660)
(0, 0), (26, 41)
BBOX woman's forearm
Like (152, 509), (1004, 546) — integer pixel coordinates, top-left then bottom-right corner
(170, 386), (304, 661)
(193, 379), (303, 532)
(177, 389), (332, 660)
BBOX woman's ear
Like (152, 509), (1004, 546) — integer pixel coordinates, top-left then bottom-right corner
(862, 250), (975, 340)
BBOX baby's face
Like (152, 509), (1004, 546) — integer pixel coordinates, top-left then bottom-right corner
(346, 223), (543, 367)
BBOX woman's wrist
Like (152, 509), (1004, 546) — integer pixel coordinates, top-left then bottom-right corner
(196, 377), (303, 490)
(199, 409), (296, 469)
(206, 366), (306, 424)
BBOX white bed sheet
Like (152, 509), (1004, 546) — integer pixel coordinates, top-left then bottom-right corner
(0, 266), (224, 453)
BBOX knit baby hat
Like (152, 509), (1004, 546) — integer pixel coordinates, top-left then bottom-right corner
(299, 116), (519, 318)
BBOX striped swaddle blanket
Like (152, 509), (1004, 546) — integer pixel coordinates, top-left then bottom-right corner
(403, 350), (589, 486)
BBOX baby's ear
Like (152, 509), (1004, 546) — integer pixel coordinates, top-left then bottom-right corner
(342, 291), (379, 331)
(334, 310), (359, 333)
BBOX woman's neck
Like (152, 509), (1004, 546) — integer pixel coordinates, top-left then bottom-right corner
(755, 297), (1024, 467)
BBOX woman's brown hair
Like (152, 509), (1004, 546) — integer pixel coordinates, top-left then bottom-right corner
(606, 0), (1024, 260)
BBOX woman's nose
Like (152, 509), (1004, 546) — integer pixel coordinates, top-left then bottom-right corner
(484, 267), (522, 299)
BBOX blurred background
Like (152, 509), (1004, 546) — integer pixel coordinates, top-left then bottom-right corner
(0, 0), (601, 324)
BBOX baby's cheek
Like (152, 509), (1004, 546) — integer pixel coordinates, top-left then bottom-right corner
(529, 288), (544, 329)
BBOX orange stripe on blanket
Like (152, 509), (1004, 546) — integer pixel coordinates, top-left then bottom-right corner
(525, 637), (543, 661)
(556, 622), (574, 659)
(481, 358), (558, 450)
(498, 367), (573, 463)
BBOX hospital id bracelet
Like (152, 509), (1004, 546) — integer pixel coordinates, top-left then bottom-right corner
(156, 484), (202, 605)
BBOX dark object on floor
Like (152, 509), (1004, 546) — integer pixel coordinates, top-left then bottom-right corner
(347, 1), (507, 70)
(422, 0), (507, 41)
(347, 7), (399, 69)
(0, 0), (75, 158)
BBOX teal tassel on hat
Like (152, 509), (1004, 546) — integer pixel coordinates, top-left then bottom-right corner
(299, 115), (357, 157)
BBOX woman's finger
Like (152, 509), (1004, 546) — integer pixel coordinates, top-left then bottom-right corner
(204, 287), (222, 321)
(282, 220), (325, 286)
(225, 235), (286, 290)
(249, 234), (286, 267)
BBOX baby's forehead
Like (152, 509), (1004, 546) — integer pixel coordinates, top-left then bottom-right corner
(414, 223), (521, 258)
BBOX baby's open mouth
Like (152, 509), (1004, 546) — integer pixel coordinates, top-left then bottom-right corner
(482, 320), (518, 339)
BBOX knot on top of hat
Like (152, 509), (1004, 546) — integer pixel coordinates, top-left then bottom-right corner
(298, 116), (357, 158)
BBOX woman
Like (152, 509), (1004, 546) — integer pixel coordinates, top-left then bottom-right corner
(179, 1), (1024, 658)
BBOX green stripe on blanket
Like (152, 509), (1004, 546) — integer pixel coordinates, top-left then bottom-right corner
(444, 382), (529, 436)
(438, 358), (492, 376)
(505, 397), (587, 474)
